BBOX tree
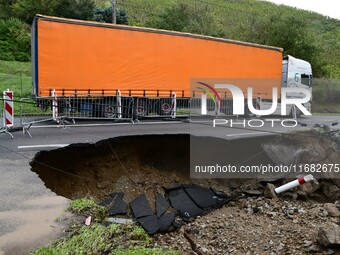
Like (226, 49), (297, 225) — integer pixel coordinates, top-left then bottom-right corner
(12, 0), (57, 23)
(0, 0), (18, 19)
(149, 2), (225, 38)
(54, 0), (95, 21)
(12, 0), (95, 23)
(0, 18), (30, 61)
(249, 13), (320, 76)
(93, 6), (128, 24)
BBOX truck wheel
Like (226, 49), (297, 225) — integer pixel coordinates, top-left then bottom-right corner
(103, 104), (116, 118)
(158, 99), (171, 116)
(135, 99), (149, 117)
(92, 100), (116, 118)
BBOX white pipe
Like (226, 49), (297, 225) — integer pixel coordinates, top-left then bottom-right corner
(275, 174), (314, 194)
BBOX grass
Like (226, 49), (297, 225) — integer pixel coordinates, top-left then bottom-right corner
(312, 112), (340, 116)
(312, 103), (340, 115)
(67, 198), (97, 213)
(32, 198), (180, 255)
(67, 198), (107, 223)
(0, 60), (32, 98)
(0, 60), (62, 118)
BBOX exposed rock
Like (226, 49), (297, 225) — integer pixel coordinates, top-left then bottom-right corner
(300, 179), (320, 194)
(303, 240), (313, 247)
(244, 190), (263, 196)
(323, 203), (340, 217)
(317, 222), (340, 247)
(293, 148), (326, 164)
(322, 184), (340, 200)
(264, 183), (278, 199)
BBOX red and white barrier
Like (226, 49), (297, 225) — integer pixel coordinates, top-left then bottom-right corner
(3, 89), (14, 127)
(117, 90), (122, 119)
(52, 89), (60, 124)
(171, 92), (177, 118)
(275, 174), (314, 194)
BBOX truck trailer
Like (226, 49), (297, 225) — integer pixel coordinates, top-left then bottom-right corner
(31, 15), (313, 118)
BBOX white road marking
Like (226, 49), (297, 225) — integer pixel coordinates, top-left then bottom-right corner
(139, 121), (184, 125)
(29, 121), (184, 128)
(18, 144), (69, 149)
(226, 132), (272, 137)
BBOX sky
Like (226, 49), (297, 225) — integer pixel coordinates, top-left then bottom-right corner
(263, 0), (339, 19)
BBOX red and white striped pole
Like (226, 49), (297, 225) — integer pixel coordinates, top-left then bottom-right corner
(3, 89), (14, 127)
(275, 174), (314, 194)
(171, 92), (177, 118)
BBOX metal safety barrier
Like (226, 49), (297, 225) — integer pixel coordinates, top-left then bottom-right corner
(64, 94), (134, 122)
(134, 94), (190, 121)
(1, 88), (240, 139)
(189, 95), (233, 118)
(20, 96), (67, 137)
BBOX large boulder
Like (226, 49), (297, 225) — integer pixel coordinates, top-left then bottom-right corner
(324, 203), (340, 217)
(317, 222), (340, 247)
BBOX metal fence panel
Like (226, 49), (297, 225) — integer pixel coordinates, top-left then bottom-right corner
(189, 97), (233, 117)
(134, 97), (190, 120)
(20, 96), (66, 136)
(176, 98), (190, 117)
(65, 95), (134, 121)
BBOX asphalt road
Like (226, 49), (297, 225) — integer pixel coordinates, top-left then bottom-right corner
(0, 116), (339, 254)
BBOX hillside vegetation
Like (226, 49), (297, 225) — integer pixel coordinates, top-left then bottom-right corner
(0, 0), (339, 78)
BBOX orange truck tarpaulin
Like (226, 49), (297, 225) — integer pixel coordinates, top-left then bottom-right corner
(33, 15), (283, 97)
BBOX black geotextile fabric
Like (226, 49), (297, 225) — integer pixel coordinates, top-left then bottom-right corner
(165, 185), (232, 219)
(101, 185), (232, 235)
(158, 210), (176, 233)
(166, 187), (204, 219)
(156, 194), (170, 218)
(136, 215), (159, 235)
(99, 192), (128, 216)
(129, 194), (154, 218)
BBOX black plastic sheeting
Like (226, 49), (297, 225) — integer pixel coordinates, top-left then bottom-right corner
(99, 184), (232, 235)
(156, 194), (170, 218)
(99, 192), (128, 216)
(130, 194), (154, 218)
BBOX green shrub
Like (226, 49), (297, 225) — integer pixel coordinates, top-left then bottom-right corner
(313, 78), (340, 104)
(0, 18), (30, 62)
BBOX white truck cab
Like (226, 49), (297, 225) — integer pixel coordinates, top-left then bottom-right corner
(260, 55), (313, 117)
(282, 55), (313, 114)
